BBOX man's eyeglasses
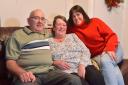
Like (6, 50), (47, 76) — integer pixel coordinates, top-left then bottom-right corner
(30, 16), (47, 22)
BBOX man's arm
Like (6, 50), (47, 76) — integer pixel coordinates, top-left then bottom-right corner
(6, 60), (36, 83)
(6, 60), (26, 76)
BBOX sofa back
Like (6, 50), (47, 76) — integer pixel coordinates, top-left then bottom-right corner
(0, 27), (23, 85)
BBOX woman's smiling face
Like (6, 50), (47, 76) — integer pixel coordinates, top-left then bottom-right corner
(54, 18), (67, 37)
(72, 12), (84, 26)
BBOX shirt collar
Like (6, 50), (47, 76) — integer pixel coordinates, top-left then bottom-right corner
(23, 26), (46, 35)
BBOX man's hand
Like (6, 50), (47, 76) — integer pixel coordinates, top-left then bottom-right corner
(19, 71), (36, 83)
(6, 60), (36, 83)
(53, 60), (70, 70)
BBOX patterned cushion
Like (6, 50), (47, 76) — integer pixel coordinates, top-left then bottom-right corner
(91, 59), (100, 70)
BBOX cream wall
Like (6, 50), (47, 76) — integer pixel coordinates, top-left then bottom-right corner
(122, 0), (128, 59)
(0, 0), (69, 27)
(0, 0), (91, 27)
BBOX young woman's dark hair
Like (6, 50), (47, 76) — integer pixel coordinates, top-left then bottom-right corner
(52, 15), (67, 36)
(68, 5), (90, 27)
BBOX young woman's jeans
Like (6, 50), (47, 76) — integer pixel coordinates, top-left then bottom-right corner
(93, 44), (124, 85)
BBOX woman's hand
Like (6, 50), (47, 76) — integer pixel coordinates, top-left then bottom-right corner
(78, 64), (86, 79)
(106, 51), (117, 62)
(19, 71), (36, 83)
(53, 60), (70, 70)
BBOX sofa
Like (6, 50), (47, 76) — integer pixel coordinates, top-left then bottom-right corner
(0, 27), (128, 85)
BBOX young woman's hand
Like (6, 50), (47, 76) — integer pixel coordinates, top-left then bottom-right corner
(106, 51), (117, 62)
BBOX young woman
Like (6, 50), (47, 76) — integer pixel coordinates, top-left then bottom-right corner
(67, 5), (124, 85)
(49, 15), (105, 85)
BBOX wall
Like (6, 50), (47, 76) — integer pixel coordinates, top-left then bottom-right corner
(122, 0), (128, 59)
(0, 0), (90, 27)
(0, 0), (71, 27)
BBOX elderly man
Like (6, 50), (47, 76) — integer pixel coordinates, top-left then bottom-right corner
(6, 9), (82, 85)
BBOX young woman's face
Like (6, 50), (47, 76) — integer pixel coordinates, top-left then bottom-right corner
(54, 18), (67, 37)
(72, 12), (84, 26)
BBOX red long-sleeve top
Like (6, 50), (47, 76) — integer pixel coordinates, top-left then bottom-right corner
(67, 18), (118, 58)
